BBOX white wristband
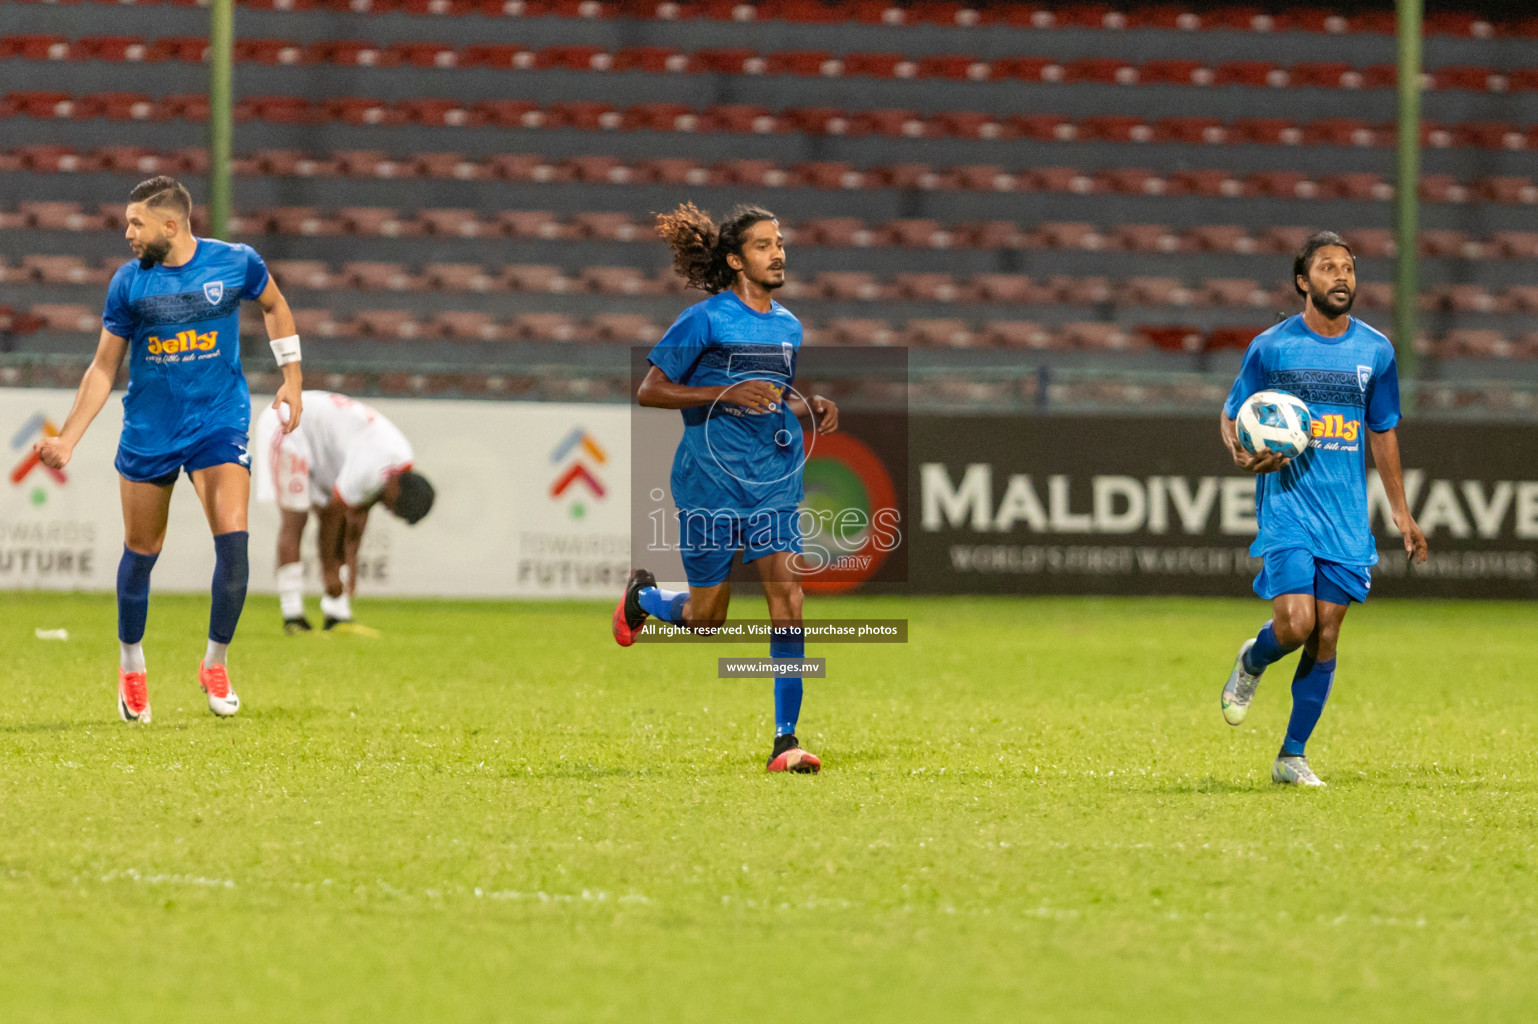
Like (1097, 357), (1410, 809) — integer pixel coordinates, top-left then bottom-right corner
(270, 334), (301, 366)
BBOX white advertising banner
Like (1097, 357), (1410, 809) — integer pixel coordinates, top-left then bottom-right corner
(0, 388), (631, 598)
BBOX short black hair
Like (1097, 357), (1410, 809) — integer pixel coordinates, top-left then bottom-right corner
(393, 470), (435, 525)
(1293, 231), (1355, 296)
(129, 176), (192, 220)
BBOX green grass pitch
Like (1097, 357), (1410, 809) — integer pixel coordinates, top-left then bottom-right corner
(1, 591), (1535, 1022)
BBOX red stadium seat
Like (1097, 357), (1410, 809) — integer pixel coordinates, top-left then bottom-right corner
(799, 218), (876, 247)
(1112, 223), (1181, 252)
(343, 262), (421, 291)
(904, 319), (978, 349)
(1213, 60), (1287, 87)
(1492, 232), (1538, 258)
(1140, 59), (1211, 86)
(1037, 222), (1106, 251)
(1344, 229), (1395, 258)
(31, 304), (99, 332)
(431, 311), (502, 341)
(590, 314), (661, 343)
(1202, 279), (1271, 308)
(234, 38), (311, 65)
(971, 275), (1050, 304)
(21, 201), (105, 231)
(894, 274), (965, 302)
(510, 312), (581, 341)
(290, 309), (347, 338)
(634, 157), (710, 185)
(610, 46), (688, 73)
(1060, 321), (1141, 351)
(580, 266), (661, 296)
(983, 321), (1054, 349)
(1478, 177), (1538, 204)
(1138, 325), (1205, 353)
(339, 207), (418, 237)
(1050, 276), (1113, 305)
(353, 310), (429, 340)
(24, 255), (110, 285)
(816, 273), (887, 301)
(572, 212), (643, 241)
(268, 260), (337, 290)
(1120, 277), (1196, 307)
(425, 263), (501, 292)
(269, 207), (340, 236)
(503, 265), (573, 293)
(825, 319), (898, 346)
(1418, 175), (1470, 203)
(885, 219), (955, 248)
(498, 211), (572, 239)
(1187, 225), (1257, 253)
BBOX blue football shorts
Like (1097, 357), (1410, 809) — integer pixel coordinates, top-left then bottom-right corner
(116, 427), (251, 487)
(677, 507), (803, 587)
(1254, 547), (1371, 606)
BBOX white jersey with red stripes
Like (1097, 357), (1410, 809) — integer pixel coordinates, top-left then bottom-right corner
(254, 391), (412, 511)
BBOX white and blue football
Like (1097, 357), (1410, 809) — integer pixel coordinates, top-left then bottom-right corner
(1236, 390), (1313, 459)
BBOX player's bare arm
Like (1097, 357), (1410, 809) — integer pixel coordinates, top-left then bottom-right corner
(340, 506), (369, 595)
(35, 328), (129, 471)
(786, 393), (839, 434)
(258, 278), (304, 430)
(637, 365), (783, 413)
(1369, 427), (1429, 563)
(1220, 413), (1289, 474)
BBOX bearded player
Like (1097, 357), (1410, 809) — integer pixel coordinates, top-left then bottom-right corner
(1218, 231), (1428, 786)
(611, 203), (839, 773)
(254, 391), (435, 632)
(35, 176), (304, 723)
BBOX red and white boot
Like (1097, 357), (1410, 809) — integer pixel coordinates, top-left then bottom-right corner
(118, 668), (151, 723)
(198, 661), (241, 717)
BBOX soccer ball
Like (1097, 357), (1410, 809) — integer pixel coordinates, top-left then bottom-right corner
(1235, 390), (1313, 459)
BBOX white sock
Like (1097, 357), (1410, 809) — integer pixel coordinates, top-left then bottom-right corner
(276, 561), (305, 619)
(204, 640), (229, 668)
(320, 592), (351, 621)
(120, 642), (145, 673)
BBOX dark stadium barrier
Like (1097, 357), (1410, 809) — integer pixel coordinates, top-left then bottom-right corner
(909, 415), (1538, 599)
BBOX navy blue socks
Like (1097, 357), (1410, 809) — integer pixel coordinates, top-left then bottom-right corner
(1282, 656), (1336, 757)
(209, 530), (249, 646)
(638, 585), (688, 624)
(770, 627), (803, 737)
(1242, 621), (1295, 676)
(117, 547), (158, 644)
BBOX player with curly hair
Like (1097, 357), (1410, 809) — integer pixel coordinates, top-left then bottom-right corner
(612, 203), (839, 773)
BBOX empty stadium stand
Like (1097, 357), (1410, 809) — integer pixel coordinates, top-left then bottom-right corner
(4, 0), (1538, 412)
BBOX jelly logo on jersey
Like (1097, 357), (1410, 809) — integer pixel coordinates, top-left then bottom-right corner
(203, 280), (224, 304)
(146, 329), (218, 355)
(1311, 414), (1361, 442)
(549, 427), (607, 519)
(9, 411), (67, 503)
(1357, 365), (1372, 391)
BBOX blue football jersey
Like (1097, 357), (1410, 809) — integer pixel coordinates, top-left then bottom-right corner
(1223, 313), (1402, 566)
(647, 290), (804, 515)
(102, 237), (269, 461)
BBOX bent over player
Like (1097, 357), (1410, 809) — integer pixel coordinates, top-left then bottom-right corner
(612, 203), (839, 773)
(1219, 231), (1428, 786)
(254, 390), (435, 632)
(36, 176), (304, 723)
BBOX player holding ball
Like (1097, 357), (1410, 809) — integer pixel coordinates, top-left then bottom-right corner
(1218, 231), (1428, 787)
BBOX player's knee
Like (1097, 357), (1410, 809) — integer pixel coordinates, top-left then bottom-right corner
(1274, 606), (1314, 647)
(1315, 621), (1342, 660)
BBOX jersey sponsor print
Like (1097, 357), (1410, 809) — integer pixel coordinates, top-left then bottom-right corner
(1223, 314), (1402, 567)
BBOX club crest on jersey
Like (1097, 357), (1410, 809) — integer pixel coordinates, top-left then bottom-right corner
(1357, 365), (1372, 391)
(203, 280), (224, 304)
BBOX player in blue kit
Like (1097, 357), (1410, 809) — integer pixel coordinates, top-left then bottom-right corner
(36, 177), (304, 724)
(1218, 231), (1428, 786)
(611, 203), (839, 773)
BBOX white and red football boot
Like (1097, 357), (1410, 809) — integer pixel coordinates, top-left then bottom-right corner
(117, 668), (151, 723)
(767, 734), (821, 774)
(198, 661), (241, 717)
